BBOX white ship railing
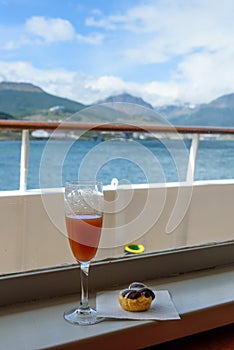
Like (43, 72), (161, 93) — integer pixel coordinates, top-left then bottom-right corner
(0, 120), (234, 191)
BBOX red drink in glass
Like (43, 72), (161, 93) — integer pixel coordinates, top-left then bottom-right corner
(66, 214), (103, 262)
(64, 180), (103, 325)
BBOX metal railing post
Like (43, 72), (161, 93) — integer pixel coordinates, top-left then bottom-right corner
(20, 129), (29, 191)
(186, 133), (200, 183)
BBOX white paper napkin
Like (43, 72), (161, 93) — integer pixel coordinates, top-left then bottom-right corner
(96, 290), (180, 320)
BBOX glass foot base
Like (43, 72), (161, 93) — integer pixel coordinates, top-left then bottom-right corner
(64, 307), (103, 326)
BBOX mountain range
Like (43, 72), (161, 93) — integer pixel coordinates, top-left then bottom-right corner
(0, 81), (234, 127)
(168, 95), (234, 127)
(0, 82), (84, 120)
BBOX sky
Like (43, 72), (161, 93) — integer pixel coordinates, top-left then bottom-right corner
(0, 0), (234, 107)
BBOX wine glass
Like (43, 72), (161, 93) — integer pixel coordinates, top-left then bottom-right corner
(64, 180), (103, 325)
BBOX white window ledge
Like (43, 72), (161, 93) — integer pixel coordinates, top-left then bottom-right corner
(0, 263), (233, 350)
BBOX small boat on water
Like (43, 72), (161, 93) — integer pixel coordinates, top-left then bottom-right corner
(31, 129), (50, 139)
(31, 129), (70, 139)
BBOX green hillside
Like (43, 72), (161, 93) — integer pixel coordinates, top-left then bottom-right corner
(0, 82), (161, 124)
(0, 111), (15, 119)
(1, 81), (234, 126)
(0, 82), (85, 118)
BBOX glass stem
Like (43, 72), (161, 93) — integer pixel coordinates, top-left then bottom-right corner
(80, 261), (90, 310)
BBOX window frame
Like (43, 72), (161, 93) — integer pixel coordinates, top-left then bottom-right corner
(1, 240), (233, 306)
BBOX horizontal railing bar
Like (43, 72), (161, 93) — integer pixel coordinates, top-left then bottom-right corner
(0, 120), (234, 134)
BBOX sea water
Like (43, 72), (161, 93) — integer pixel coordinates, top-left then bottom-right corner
(0, 138), (234, 191)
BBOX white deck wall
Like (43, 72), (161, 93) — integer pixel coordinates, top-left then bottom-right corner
(0, 181), (234, 275)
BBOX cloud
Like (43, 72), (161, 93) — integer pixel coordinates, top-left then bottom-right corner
(25, 16), (76, 43)
(0, 61), (76, 97)
(0, 15), (104, 51)
(1, 55), (234, 108)
(1, 1), (234, 106)
(86, 12), (117, 30)
(176, 47), (234, 103)
(0, 61), (134, 104)
(76, 32), (104, 45)
(87, 0), (234, 65)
